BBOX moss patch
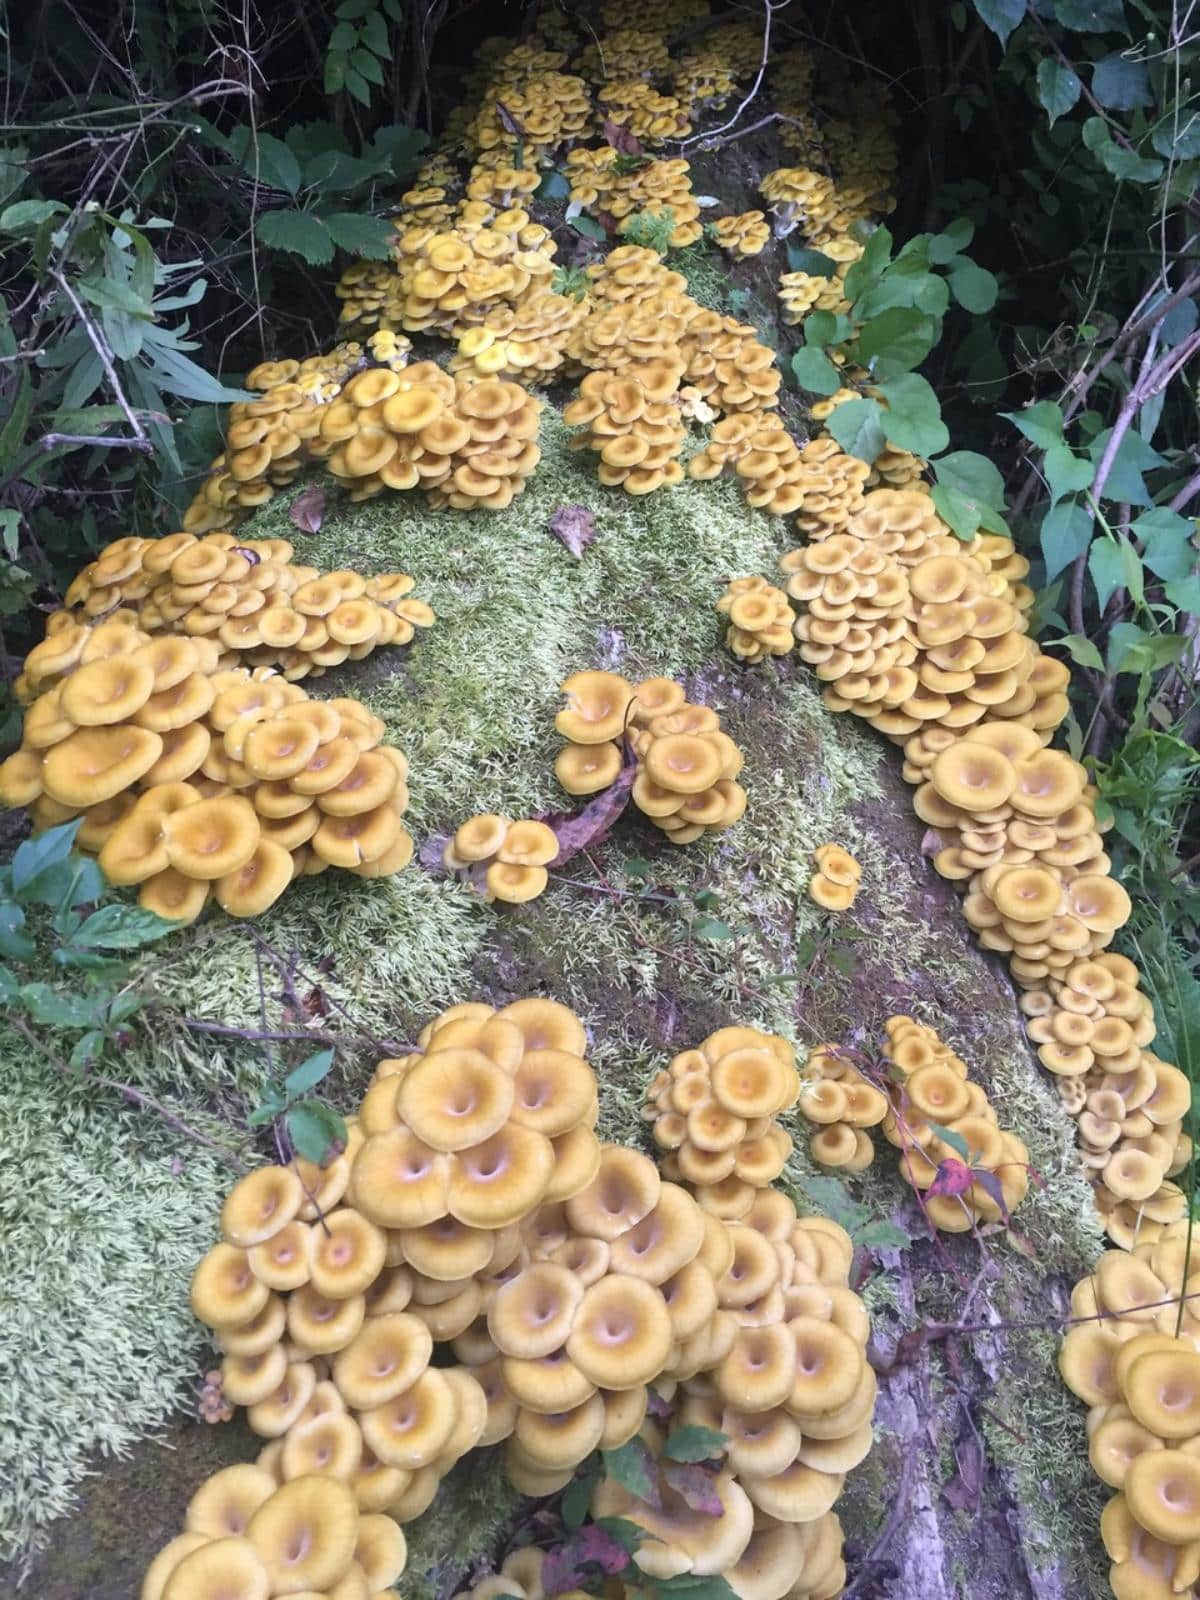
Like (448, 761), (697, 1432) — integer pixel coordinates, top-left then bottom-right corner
(4, 417), (1103, 1592)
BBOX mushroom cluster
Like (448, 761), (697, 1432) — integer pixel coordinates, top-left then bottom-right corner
(0, 634), (413, 922)
(565, 148), (703, 249)
(563, 370), (686, 493)
(596, 79), (692, 143)
(1020, 954), (1190, 1247)
(712, 211), (772, 259)
(797, 1043), (887, 1173)
(468, 72), (592, 163)
(451, 290), (585, 381)
(49, 532), (433, 683)
(397, 221), (558, 337)
(690, 415), (824, 516)
(554, 670), (747, 846)
(778, 236), (863, 323)
(717, 576), (795, 664)
(454, 1548), (556, 1600)
(808, 843), (861, 911)
(442, 814), (559, 904)
(1058, 1229), (1200, 1598)
(141, 1474), (403, 1600)
(578, 26), (673, 81)
(643, 1024), (800, 1220)
(879, 1017), (1030, 1231)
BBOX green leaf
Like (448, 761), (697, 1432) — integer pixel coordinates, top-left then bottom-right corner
(602, 1438), (658, 1502)
(1165, 574), (1200, 612)
(790, 346), (841, 396)
(359, 8), (391, 55)
(108, 991), (143, 1025)
(933, 449), (1006, 516)
(325, 54), (348, 93)
(19, 982), (104, 1028)
(1091, 54), (1152, 110)
(948, 260), (998, 313)
(71, 904), (177, 950)
(143, 342), (250, 405)
(1099, 142), (1164, 183)
(928, 218), (973, 264)
(1089, 539), (1126, 612)
(972, 0), (1025, 47)
(1, 198), (67, 231)
(928, 1120), (971, 1162)
(1151, 115), (1200, 160)
(243, 131), (303, 194)
(255, 209), (336, 265)
(825, 397), (888, 463)
(932, 483), (983, 539)
(1040, 499), (1094, 580)
(69, 1029), (105, 1071)
(855, 306), (938, 376)
(0, 902), (35, 962)
(320, 212), (394, 258)
(1133, 508), (1196, 582)
(1053, 0), (1127, 30)
(12, 821), (83, 897)
(1037, 58), (1082, 124)
(877, 373), (949, 456)
(286, 1101), (347, 1165)
(797, 1172), (870, 1234)
(1058, 632), (1105, 671)
(536, 168), (570, 201)
(284, 1048), (335, 1099)
(786, 245), (836, 277)
(855, 1218), (914, 1251)
(694, 916), (734, 941)
(247, 1083), (286, 1126)
(1001, 400), (1065, 451)
(561, 1462), (599, 1530)
(569, 213), (607, 241)
(351, 47), (385, 85)
(663, 1424), (728, 1462)
(1044, 444), (1095, 502)
(803, 311), (853, 348)
(345, 67), (373, 107)
(842, 223), (892, 300)
(328, 19), (359, 49)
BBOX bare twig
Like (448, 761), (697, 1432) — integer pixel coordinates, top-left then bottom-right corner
(50, 268), (148, 444)
(675, 0), (790, 152)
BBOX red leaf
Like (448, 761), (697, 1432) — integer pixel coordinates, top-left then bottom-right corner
(942, 1436), (985, 1514)
(289, 485), (326, 534)
(542, 1526), (632, 1596)
(921, 826), (945, 857)
(969, 1165), (1011, 1222)
(549, 504), (598, 558)
(603, 117), (643, 156)
(540, 744), (637, 868)
(663, 1461), (723, 1515)
(925, 1157), (975, 1199)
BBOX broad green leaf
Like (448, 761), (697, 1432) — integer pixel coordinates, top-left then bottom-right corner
(934, 449), (1007, 511)
(1039, 499), (1094, 579)
(536, 169), (570, 201)
(320, 212), (394, 258)
(803, 311), (853, 347)
(245, 131), (303, 194)
(286, 1101), (348, 1165)
(0, 902), (35, 962)
(1058, 632), (1105, 671)
(842, 223), (892, 300)
(1001, 400), (1065, 450)
(1044, 444), (1095, 502)
(948, 260), (998, 313)
(1165, 574), (1200, 613)
(351, 47), (386, 86)
(569, 213), (606, 241)
(1037, 58), (1082, 124)
(1151, 115), (1200, 160)
(345, 67), (373, 107)
(693, 916), (734, 941)
(855, 306), (938, 375)
(1091, 54), (1152, 109)
(663, 1424), (728, 1462)
(284, 1048), (336, 1099)
(928, 218), (974, 264)
(790, 346), (841, 396)
(877, 372), (949, 456)
(19, 982), (104, 1028)
(69, 1029), (105, 1070)
(1, 198), (67, 231)
(1133, 508), (1196, 582)
(359, 10), (391, 54)
(928, 1121), (971, 1162)
(72, 904), (177, 950)
(786, 245), (836, 277)
(1053, 0), (1127, 30)
(602, 1438), (658, 1502)
(1089, 538), (1126, 612)
(328, 20), (359, 49)
(108, 991), (144, 1025)
(1089, 425), (1160, 506)
(932, 482), (984, 539)
(12, 821), (83, 896)
(1100, 143), (1164, 183)
(256, 208), (336, 265)
(325, 54), (348, 93)
(855, 1218), (915, 1251)
(971, 0), (1025, 47)
(825, 397), (888, 463)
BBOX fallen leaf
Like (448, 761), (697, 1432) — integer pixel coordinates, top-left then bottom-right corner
(495, 100), (524, 138)
(663, 1461), (723, 1515)
(550, 503), (598, 557)
(542, 1525), (634, 1596)
(417, 832), (451, 873)
(969, 1165), (1011, 1222)
(541, 743), (637, 868)
(603, 118), (643, 156)
(920, 826), (945, 857)
(289, 484), (326, 534)
(926, 1157), (975, 1199)
(942, 1435), (985, 1515)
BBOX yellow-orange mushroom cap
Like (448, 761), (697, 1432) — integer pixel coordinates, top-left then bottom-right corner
(245, 1476), (359, 1593)
(488, 1262), (585, 1358)
(510, 1049), (594, 1137)
(309, 1208), (388, 1299)
(350, 1128), (449, 1228)
(161, 1536), (270, 1600)
(61, 655), (156, 726)
(243, 720), (322, 782)
(555, 741), (624, 795)
(222, 1165), (304, 1247)
(566, 1273), (673, 1390)
(498, 820), (559, 867)
(397, 1048), (514, 1152)
(42, 724), (164, 808)
(216, 838), (294, 917)
(1125, 1450), (1200, 1546)
(556, 671), (634, 745)
(644, 733), (723, 795)
(1125, 1350), (1200, 1439)
(446, 1124), (555, 1228)
(360, 1367), (457, 1469)
(566, 1146), (661, 1241)
(163, 796), (260, 880)
(185, 1464), (277, 1538)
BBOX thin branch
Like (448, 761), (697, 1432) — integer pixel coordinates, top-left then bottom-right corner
(1168, 465), (1200, 512)
(39, 431), (155, 453)
(50, 268), (148, 444)
(180, 1015), (413, 1054)
(675, 0), (790, 152)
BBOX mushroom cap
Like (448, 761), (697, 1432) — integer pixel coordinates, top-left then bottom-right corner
(991, 866), (1062, 924)
(1125, 1349), (1200, 1439)
(710, 1048), (793, 1119)
(556, 671), (634, 745)
(1068, 874), (1132, 933)
(139, 867), (210, 925)
(42, 724), (164, 807)
(555, 741), (624, 795)
(716, 1323), (797, 1411)
(247, 1362), (318, 1438)
(310, 1208), (388, 1299)
(566, 1274), (673, 1390)
(499, 998), (588, 1056)
(447, 1124), (555, 1228)
(164, 796), (260, 879)
(243, 720), (322, 782)
(452, 813), (510, 862)
(354, 1513), (407, 1590)
(397, 1048), (514, 1152)
(488, 1263), (585, 1359)
(360, 1368), (457, 1469)
(280, 1412), (364, 1484)
(246, 1476), (359, 1593)
(191, 1242), (270, 1328)
(645, 733), (723, 795)
(512, 1393), (607, 1472)
(739, 1459), (845, 1524)
(142, 1533), (212, 1600)
(222, 1166), (304, 1247)
(161, 1536), (270, 1600)
(317, 751), (398, 817)
(287, 1285), (367, 1354)
(487, 862), (549, 903)
(930, 742), (1015, 812)
(332, 1313), (434, 1409)
(350, 1128), (450, 1228)
(509, 1049), (595, 1138)
(786, 1316), (864, 1417)
(566, 1147), (661, 1241)
(726, 1519), (810, 1600)
(498, 820), (559, 867)
(1125, 1450), (1200, 1545)
(216, 838), (294, 917)
(186, 1465), (278, 1539)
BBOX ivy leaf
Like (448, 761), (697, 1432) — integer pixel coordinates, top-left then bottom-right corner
(283, 1048), (335, 1100)
(663, 1424), (728, 1462)
(1039, 499), (1094, 580)
(1037, 58), (1082, 124)
(1089, 539), (1127, 612)
(256, 209), (336, 265)
(825, 397), (888, 463)
(1091, 54), (1153, 110)
(877, 373), (948, 457)
(286, 1101), (347, 1165)
(948, 260), (998, 313)
(790, 346), (841, 396)
(1001, 399), (1065, 450)
(971, 0), (1025, 46)
(320, 212), (395, 258)
(602, 1438), (660, 1506)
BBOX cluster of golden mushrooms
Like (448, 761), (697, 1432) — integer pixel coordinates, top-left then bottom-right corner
(149, 997), (874, 1600)
(1059, 1227), (1200, 1599)
(0, 622), (412, 922)
(554, 671), (747, 846)
(717, 576), (795, 665)
(797, 1043), (887, 1174)
(442, 814), (560, 904)
(808, 844), (861, 912)
(643, 1024), (800, 1220)
(47, 531), (432, 683)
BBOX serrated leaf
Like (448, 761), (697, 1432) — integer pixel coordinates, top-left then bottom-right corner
(256, 209), (335, 265)
(242, 131), (303, 194)
(320, 212), (394, 258)
(284, 1048), (335, 1099)
(663, 1424), (728, 1462)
